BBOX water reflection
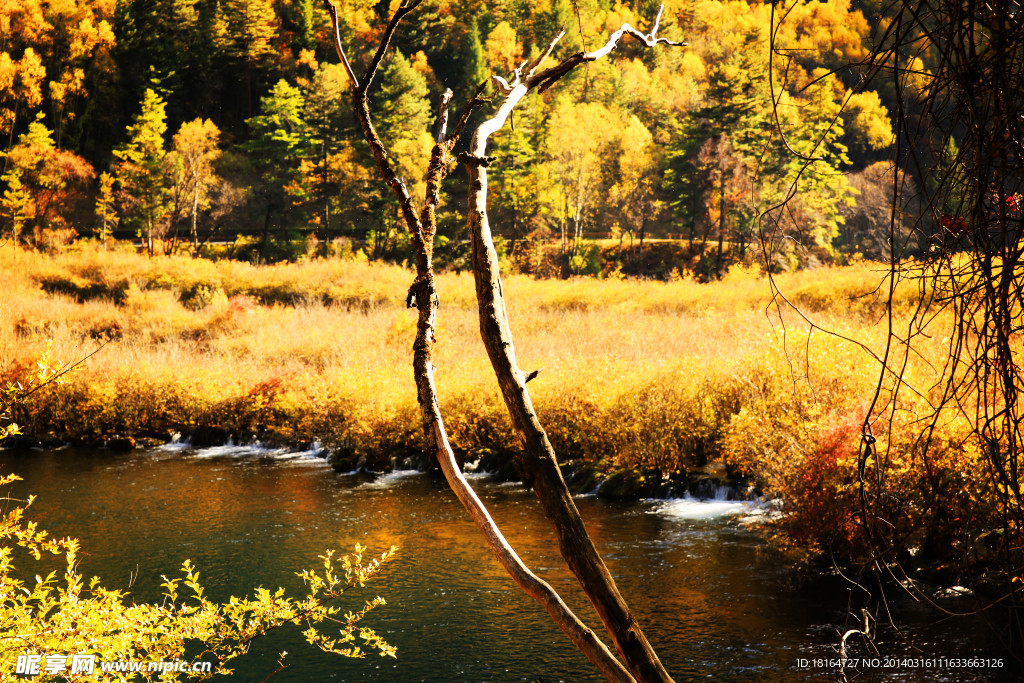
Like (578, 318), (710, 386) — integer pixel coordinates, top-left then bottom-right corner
(0, 448), (1016, 682)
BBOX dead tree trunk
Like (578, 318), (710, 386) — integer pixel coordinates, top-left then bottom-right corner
(322, 2), (682, 681)
(460, 16), (681, 682)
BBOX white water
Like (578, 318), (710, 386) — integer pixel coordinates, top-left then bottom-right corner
(155, 440), (763, 517)
(155, 436), (328, 465)
(652, 486), (765, 520)
(360, 469), (423, 488)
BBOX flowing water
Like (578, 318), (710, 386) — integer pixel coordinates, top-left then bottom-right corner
(0, 446), (1018, 682)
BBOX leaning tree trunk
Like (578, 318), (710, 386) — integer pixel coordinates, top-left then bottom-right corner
(321, 2), (683, 680)
(459, 18), (681, 679)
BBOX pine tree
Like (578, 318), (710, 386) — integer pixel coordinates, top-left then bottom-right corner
(664, 23), (769, 271)
(461, 16), (488, 87)
(95, 172), (117, 247)
(112, 0), (198, 130)
(433, 16), (487, 100)
(304, 63), (356, 236)
(113, 88), (171, 255)
(372, 50), (433, 206)
(245, 79), (313, 257)
(214, 0), (279, 117)
(374, 52), (431, 146)
(489, 89), (556, 247)
(0, 168), (30, 261)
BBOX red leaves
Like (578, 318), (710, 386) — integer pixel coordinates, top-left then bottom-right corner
(937, 193), (1021, 237)
(939, 214), (967, 235)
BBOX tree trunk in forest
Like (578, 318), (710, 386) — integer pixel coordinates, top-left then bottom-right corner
(638, 215), (646, 261)
(321, 2), (683, 680)
(191, 181), (200, 250)
(259, 202), (273, 261)
(716, 163), (725, 276)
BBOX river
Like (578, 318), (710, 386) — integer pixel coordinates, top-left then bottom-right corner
(0, 445), (1017, 682)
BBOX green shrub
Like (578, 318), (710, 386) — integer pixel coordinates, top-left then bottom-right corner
(179, 281), (226, 310)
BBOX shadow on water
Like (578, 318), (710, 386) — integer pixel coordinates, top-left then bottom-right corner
(0, 447), (1019, 682)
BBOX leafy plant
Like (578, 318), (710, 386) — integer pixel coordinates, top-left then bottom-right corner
(0, 473), (397, 680)
(1, 340), (69, 440)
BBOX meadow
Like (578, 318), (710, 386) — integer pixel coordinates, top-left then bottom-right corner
(0, 243), (987, 564)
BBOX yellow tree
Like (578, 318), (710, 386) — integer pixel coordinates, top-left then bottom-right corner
(843, 90), (892, 159)
(169, 118), (222, 250)
(0, 168), (30, 260)
(607, 114), (663, 254)
(778, 0), (869, 74)
(0, 0), (115, 145)
(95, 171), (116, 246)
(545, 98), (621, 260)
(0, 49), (45, 144)
(484, 21), (522, 74)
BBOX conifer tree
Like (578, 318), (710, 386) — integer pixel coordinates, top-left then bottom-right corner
(489, 91), (556, 249)
(214, 0), (279, 117)
(95, 171), (117, 246)
(245, 79), (312, 257)
(304, 63), (357, 236)
(371, 51), (433, 223)
(112, 88), (170, 255)
(0, 168), (30, 260)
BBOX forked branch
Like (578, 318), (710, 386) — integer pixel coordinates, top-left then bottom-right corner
(319, 1), (657, 680)
(461, 9), (683, 683)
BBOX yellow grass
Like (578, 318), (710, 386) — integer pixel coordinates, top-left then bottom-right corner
(1, 242), (951, 478)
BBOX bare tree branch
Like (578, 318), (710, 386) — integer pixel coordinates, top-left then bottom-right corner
(529, 10), (686, 93)
(460, 8), (684, 682)
(322, 0), (358, 88)
(320, 1), (655, 679)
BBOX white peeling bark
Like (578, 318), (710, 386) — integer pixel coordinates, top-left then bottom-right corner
(322, 1), (683, 680)
(459, 13), (683, 683)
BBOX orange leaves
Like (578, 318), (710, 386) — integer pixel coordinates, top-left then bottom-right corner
(937, 192), (1021, 238)
(0, 0), (114, 135)
(3, 117), (95, 232)
(484, 21), (523, 75)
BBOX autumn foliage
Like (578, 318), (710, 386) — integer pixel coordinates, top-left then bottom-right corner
(0, 0), (900, 272)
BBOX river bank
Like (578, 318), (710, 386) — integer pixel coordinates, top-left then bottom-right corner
(1, 244), (914, 469)
(1, 245), (997, 575)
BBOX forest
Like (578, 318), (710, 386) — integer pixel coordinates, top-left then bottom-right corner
(2, 0), (898, 276)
